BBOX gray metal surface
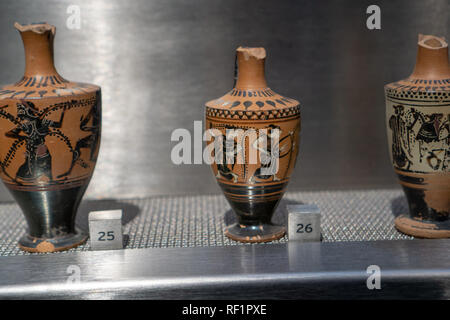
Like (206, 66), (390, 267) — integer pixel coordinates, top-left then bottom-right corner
(0, 188), (412, 256)
(1, 239), (449, 299)
(0, 1), (447, 300)
(0, 0), (448, 201)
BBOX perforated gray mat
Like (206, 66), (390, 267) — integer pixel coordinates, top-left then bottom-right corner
(0, 188), (413, 256)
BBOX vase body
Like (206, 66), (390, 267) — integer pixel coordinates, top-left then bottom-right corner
(0, 23), (101, 252)
(205, 47), (301, 242)
(385, 35), (450, 238)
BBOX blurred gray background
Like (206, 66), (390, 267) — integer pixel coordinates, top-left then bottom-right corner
(0, 0), (448, 201)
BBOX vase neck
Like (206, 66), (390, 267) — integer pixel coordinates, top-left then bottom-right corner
(410, 34), (450, 80)
(15, 22), (60, 78)
(234, 47), (268, 90)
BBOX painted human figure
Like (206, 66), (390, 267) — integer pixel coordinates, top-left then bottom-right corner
(414, 112), (440, 162)
(5, 101), (65, 182)
(56, 101), (100, 178)
(407, 108), (447, 169)
(395, 107), (449, 171)
(437, 115), (450, 170)
(215, 124), (239, 183)
(425, 114), (449, 170)
(389, 105), (411, 169)
(250, 124), (294, 183)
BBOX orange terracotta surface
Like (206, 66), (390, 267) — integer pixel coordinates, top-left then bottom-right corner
(0, 23), (101, 191)
(205, 47), (301, 243)
(385, 34), (450, 238)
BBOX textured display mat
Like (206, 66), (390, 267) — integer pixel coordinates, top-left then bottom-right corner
(0, 188), (413, 256)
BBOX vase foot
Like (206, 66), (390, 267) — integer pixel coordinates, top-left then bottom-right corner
(18, 229), (88, 253)
(395, 214), (450, 239)
(224, 223), (285, 243)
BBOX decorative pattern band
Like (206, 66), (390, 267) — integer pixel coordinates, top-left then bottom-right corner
(206, 105), (300, 120)
(4, 177), (90, 191)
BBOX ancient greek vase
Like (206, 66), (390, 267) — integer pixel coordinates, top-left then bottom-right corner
(205, 47), (301, 242)
(385, 34), (450, 238)
(0, 23), (101, 252)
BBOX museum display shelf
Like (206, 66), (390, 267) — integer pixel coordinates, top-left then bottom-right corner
(0, 188), (449, 299)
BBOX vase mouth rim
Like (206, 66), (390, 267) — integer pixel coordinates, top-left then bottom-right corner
(418, 34), (447, 50)
(14, 22), (56, 35)
(236, 47), (266, 60)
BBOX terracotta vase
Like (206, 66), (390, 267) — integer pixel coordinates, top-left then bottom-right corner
(205, 47), (301, 242)
(385, 34), (450, 238)
(0, 23), (101, 252)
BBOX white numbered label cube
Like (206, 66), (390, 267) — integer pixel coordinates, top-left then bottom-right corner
(88, 210), (123, 250)
(287, 204), (321, 242)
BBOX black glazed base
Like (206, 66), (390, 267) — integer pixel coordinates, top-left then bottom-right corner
(5, 183), (89, 252)
(224, 223), (285, 243)
(218, 181), (288, 243)
(18, 228), (87, 253)
(395, 214), (450, 239)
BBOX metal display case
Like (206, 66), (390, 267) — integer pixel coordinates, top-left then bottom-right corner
(0, 0), (449, 299)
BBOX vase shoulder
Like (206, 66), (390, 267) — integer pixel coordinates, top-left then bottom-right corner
(385, 77), (450, 92)
(0, 77), (100, 100)
(384, 77), (450, 102)
(1, 22), (100, 100)
(385, 34), (450, 96)
(205, 88), (300, 120)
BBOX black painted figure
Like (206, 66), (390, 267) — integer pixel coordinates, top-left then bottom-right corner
(389, 105), (410, 169)
(0, 22), (102, 252)
(5, 101), (65, 181)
